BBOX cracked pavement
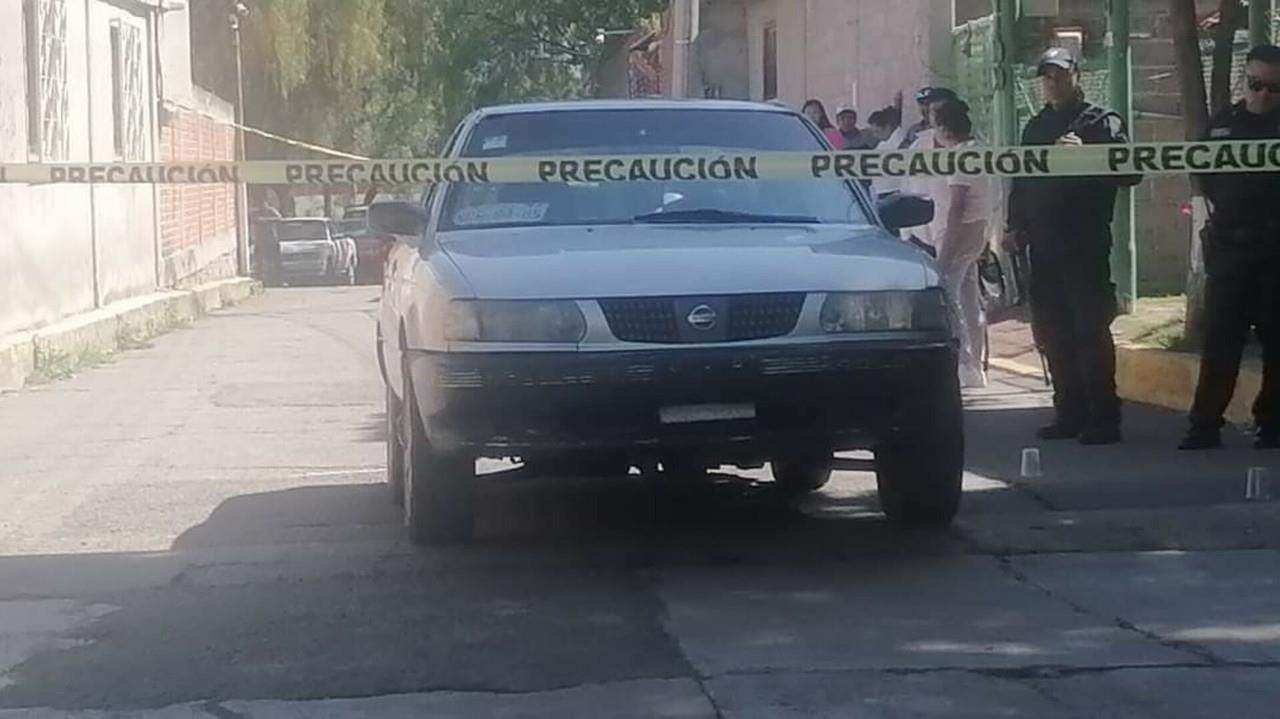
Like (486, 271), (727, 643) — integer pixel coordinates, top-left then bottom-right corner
(1, 287), (1279, 717)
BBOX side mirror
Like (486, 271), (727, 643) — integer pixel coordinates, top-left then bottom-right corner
(369, 201), (428, 239)
(876, 192), (935, 233)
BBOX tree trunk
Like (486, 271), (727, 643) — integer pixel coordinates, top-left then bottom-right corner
(1169, 0), (1214, 346)
(1210, 0), (1242, 115)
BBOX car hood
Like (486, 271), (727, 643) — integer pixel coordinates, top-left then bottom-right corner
(438, 224), (934, 299)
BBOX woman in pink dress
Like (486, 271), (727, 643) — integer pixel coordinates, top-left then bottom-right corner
(802, 99), (846, 149)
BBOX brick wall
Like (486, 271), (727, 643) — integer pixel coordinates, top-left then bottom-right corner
(157, 102), (238, 288)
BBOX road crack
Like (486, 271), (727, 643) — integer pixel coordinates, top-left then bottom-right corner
(642, 572), (726, 719)
(993, 555), (1226, 665)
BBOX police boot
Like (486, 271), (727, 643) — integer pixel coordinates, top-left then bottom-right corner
(1254, 427), (1280, 450)
(1036, 421), (1082, 441)
(1179, 427), (1222, 451)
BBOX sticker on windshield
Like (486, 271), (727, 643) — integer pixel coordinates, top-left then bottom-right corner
(453, 203), (549, 226)
(481, 135), (509, 151)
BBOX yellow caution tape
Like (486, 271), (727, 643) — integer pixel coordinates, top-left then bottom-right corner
(3, 141), (1279, 185)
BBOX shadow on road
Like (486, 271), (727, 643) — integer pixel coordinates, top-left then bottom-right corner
(964, 401), (1277, 512)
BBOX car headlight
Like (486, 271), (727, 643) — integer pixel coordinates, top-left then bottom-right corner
(445, 300), (587, 343)
(819, 289), (949, 333)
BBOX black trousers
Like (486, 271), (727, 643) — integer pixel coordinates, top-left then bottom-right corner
(1030, 237), (1121, 430)
(1189, 248), (1280, 432)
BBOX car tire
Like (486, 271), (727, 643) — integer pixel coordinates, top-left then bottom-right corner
(401, 365), (475, 545)
(772, 454), (833, 497)
(875, 371), (964, 526)
(386, 382), (405, 507)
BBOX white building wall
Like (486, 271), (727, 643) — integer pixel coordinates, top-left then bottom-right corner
(0, 0), (161, 336)
(742, 0), (952, 124)
(0, 0), (97, 337)
(87, 1), (158, 306)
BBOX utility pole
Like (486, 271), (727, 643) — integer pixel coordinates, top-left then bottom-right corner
(1108, 0), (1136, 314)
(670, 0), (692, 98)
(993, 0), (1019, 146)
(1250, 0), (1273, 46)
(230, 2), (251, 276)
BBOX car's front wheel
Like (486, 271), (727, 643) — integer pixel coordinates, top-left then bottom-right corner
(401, 365), (475, 545)
(875, 371), (964, 526)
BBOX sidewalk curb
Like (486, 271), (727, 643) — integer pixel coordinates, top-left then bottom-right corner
(1116, 343), (1258, 425)
(0, 278), (261, 393)
(992, 343), (1257, 425)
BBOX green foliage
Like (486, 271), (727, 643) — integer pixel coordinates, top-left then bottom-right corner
(242, 0), (664, 159)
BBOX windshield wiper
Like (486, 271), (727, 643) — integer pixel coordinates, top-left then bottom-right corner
(632, 209), (819, 224)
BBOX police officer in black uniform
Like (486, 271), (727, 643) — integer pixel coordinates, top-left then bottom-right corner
(1180, 45), (1280, 450)
(1005, 48), (1142, 445)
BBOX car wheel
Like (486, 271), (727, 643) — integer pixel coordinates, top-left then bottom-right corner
(772, 452), (833, 497)
(875, 370), (964, 526)
(401, 365), (475, 545)
(386, 382), (405, 507)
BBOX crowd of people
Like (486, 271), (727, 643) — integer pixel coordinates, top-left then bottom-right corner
(800, 87), (995, 390)
(793, 43), (1280, 450)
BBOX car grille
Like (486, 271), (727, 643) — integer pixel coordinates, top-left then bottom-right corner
(599, 294), (805, 344)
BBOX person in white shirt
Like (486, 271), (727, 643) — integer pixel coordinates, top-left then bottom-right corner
(930, 99), (993, 388)
(867, 107), (907, 196)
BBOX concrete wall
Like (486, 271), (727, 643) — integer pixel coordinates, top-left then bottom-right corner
(692, 0), (749, 99)
(86, 1), (158, 306)
(741, 0), (952, 124)
(0, 0), (98, 337)
(1, 0), (239, 338)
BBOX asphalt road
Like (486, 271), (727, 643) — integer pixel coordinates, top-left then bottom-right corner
(1, 287), (1278, 718)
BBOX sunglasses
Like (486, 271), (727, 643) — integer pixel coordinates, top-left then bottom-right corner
(1247, 77), (1280, 94)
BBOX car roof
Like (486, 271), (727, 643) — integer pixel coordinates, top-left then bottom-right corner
(474, 99), (796, 118)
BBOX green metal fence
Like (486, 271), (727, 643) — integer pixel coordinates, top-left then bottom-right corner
(952, 16), (997, 142)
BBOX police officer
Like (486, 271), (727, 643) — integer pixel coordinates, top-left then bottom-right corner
(1005, 48), (1142, 445)
(903, 87), (959, 148)
(1180, 45), (1280, 451)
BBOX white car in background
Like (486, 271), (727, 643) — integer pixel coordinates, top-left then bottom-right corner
(272, 218), (358, 286)
(373, 100), (958, 545)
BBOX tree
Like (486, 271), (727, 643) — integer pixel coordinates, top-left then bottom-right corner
(1169, 0), (1245, 345)
(417, 0), (667, 133)
(236, 0), (665, 206)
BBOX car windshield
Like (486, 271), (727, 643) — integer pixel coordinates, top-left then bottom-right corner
(274, 221), (329, 241)
(439, 109), (872, 231)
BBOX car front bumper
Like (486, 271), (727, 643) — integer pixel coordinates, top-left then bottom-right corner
(406, 339), (958, 457)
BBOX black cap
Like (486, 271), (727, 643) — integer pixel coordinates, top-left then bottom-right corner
(1037, 47), (1078, 75)
(915, 86), (958, 103)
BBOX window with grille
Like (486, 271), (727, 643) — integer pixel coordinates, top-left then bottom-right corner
(111, 21), (146, 160)
(22, 0), (70, 161)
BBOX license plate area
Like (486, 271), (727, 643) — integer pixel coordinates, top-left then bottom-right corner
(659, 403), (757, 425)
